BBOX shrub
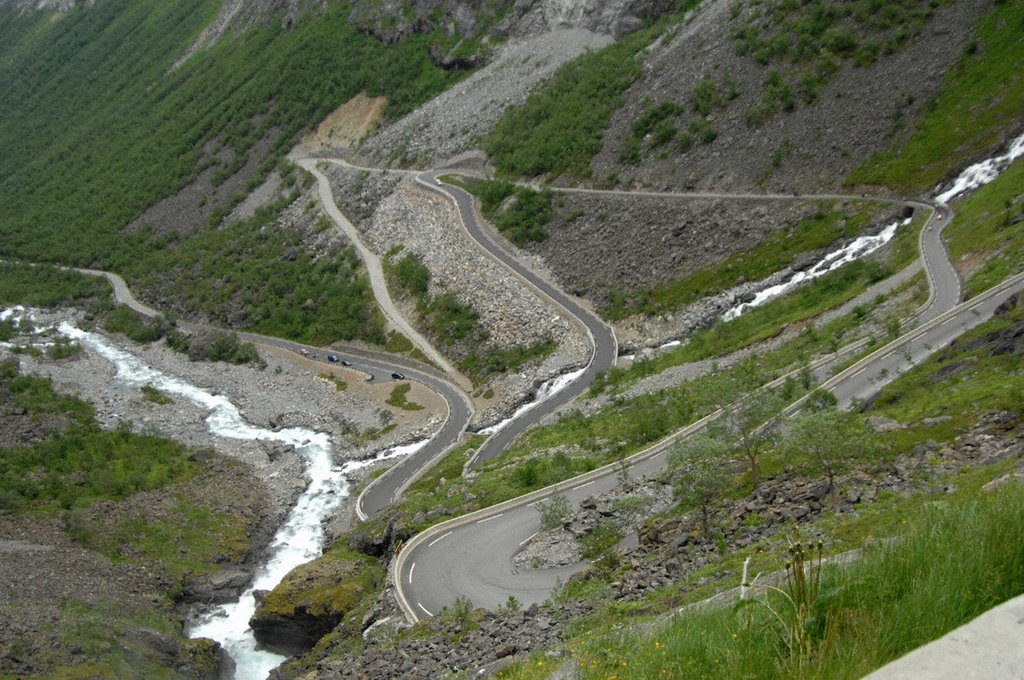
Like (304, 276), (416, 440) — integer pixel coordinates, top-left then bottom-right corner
(537, 492), (572, 530)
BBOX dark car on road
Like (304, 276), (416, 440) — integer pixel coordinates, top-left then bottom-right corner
(391, 372), (406, 380)
(327, 354), (339, 363)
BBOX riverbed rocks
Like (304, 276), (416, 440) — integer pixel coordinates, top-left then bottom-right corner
(0, 307), (436, 676)
(250, 548), (384, 655)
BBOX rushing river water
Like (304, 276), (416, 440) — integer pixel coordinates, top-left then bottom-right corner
(722, 129), (1024, 322)
(722, 217), (909, 321)
(1, 314), (425, 679)
(478, 367), (586, 435)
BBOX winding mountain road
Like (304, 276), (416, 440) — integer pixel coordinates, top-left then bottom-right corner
(390, 176), (1022, 622)
(64, 146), (1020, 627)
(295, 158), (471, 391)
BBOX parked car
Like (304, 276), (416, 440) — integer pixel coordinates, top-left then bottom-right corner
(299, 348), (310, 357)
(391, 372), (406, 380)
(365, 373), (374, 382)
(327, 354), (339, 363)
(340, 359), (352, 366)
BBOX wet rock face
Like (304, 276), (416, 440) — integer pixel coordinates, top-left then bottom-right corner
(249, 550), (384, 656)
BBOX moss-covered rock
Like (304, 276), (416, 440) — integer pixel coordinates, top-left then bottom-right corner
(249, 547), (383, 654)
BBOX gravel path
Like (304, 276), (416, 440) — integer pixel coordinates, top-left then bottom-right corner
(296, 158), (470, 389)
(337, 169), (591, 426)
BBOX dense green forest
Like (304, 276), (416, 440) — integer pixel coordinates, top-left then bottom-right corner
(0, 0), (470, 343)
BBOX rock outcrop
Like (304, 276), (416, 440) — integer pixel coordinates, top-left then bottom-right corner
(250, 549), (383, 655)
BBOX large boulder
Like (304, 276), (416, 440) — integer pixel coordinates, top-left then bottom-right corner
(249, 548), (383, 655)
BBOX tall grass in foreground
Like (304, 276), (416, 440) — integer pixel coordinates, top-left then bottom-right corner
(573, 484), (1024, 679)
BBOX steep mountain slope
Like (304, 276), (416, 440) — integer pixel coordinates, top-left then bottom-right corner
(0, 0), (475, 348)
(475, 0), (1023, 326)
(487, 0), (1011, 191)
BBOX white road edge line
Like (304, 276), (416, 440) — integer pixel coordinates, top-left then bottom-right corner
(574, 480), (595, 490)
(418, 602), (432, 616)
(476, 513), (503, 524)
(408, 562), (415, 584)
(520, 531), (539, 547)
(428, 531), (453, 547)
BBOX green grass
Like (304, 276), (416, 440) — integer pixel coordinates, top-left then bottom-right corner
(386, 382), (423, 411)
(392, 435), (486, 532)
(255, 545), (383, 632)
(140, 384), (173, 404)
(68, 497), (250, 584)
(848, 1), (1024, 191)
(0, 360), (200, 512)
(666, 260), (889, 360)
(43, 600), (219, 680)
(563, 484), (1024, 680)
(0, 261), (112, 309)
(102, 305), (173, 343)
(594, 269), (904, 395)
(385, 331), (416, 354)
(460, 338), (558, 381)
(482, 1), (700, 179)
(462, 178), (554, 245)
(602, 200), (894, 319)
(320, 373), (349, 392)
(943, 157), (1024, 296)
(867, 292), (1024, 430)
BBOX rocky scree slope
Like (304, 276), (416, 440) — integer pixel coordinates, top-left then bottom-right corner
(326, 163), (590, 424)
(523, 192), (901, 318)
(590, 0), (994, 193)
(353, 28), (613, 168)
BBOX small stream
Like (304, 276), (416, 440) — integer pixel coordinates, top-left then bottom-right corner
(722, 217), (908, 321)
(720, 129), (1024, 322)
(936, 130), (1024, 204)
(4, 313), (425, 679)
(478, 368), (586, 435)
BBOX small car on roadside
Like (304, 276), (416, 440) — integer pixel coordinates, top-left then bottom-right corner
(327, 354), (339, 363)
(391, 372), (406, 380)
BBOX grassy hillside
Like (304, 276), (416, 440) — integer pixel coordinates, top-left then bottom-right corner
(0, 0), (470, 342)
(849, 0), (1024, 191)
(485, 0), (1020, 194)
